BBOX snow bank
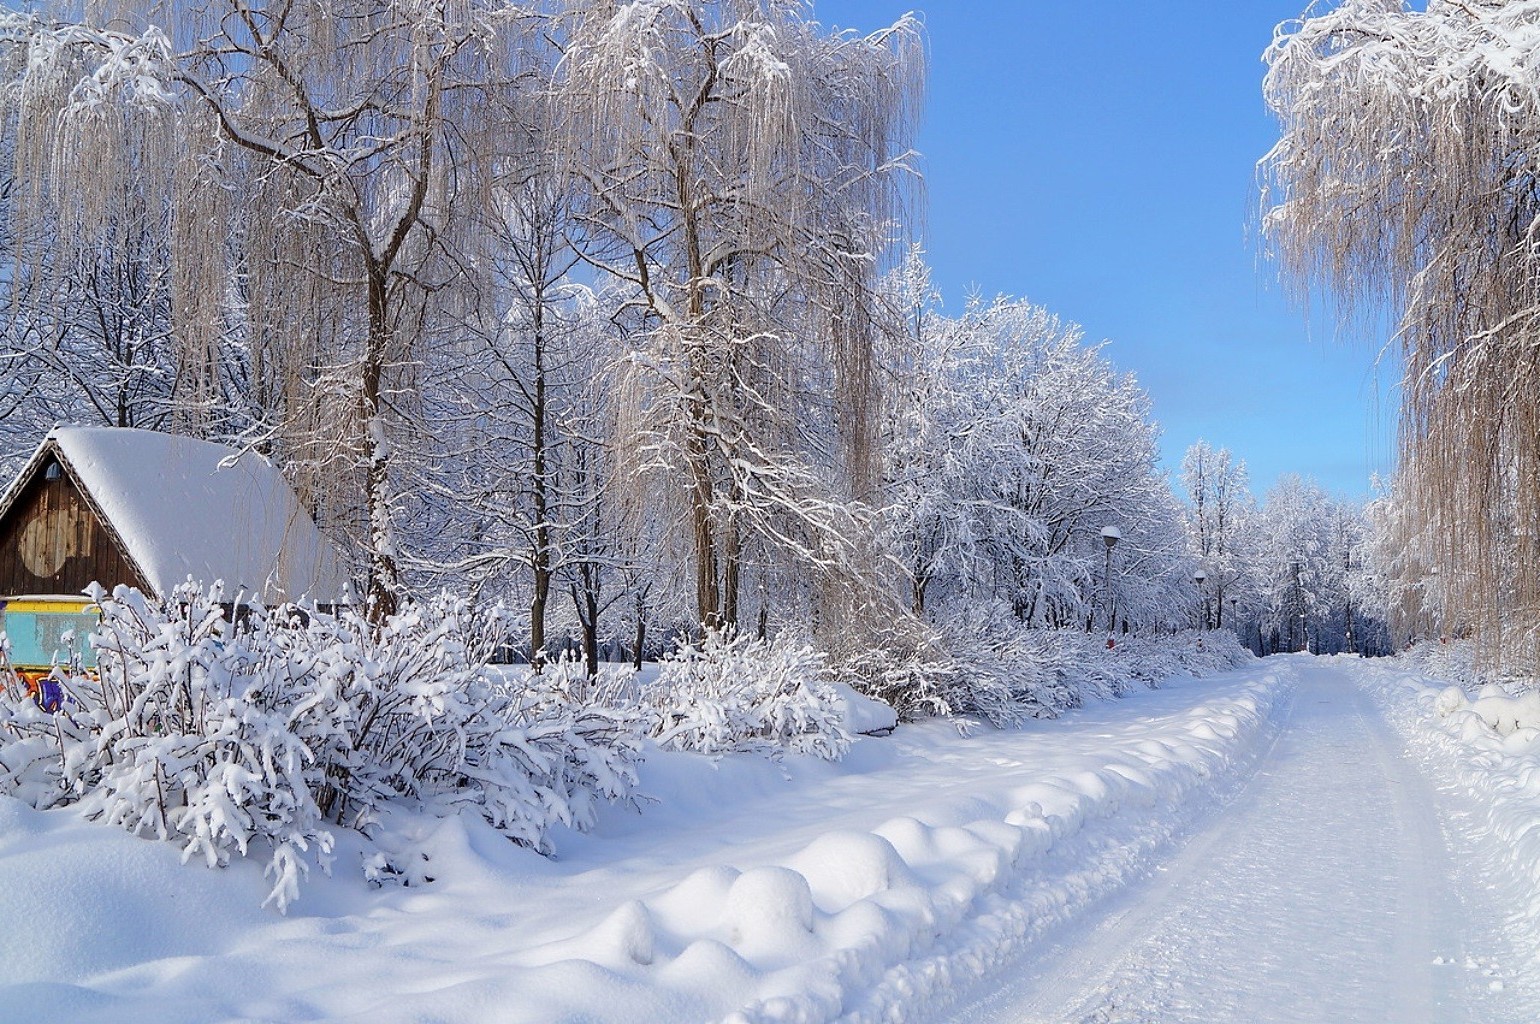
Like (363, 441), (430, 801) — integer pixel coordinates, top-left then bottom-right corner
(1357, 659), (1540, 955)
(0, 662), (1291, 1023)
(493, 667), (1289, 1023)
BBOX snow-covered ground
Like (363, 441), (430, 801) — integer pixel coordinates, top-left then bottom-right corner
(945, 655), (1540, 1023)
(3, 655), (1536, 1023)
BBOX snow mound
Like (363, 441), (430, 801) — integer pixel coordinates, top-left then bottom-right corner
(784, 830), (916, 912)
(827, 682), (898, 736)
(1436, 683), (1540, 736)
(723, 867), (816, 956)
(1362, 659), (1540, 960)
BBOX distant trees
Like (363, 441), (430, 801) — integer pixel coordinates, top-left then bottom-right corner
(1181, 441), (1254, 631)
(1262, 0), (1540, 671)
(3, 1), (1392, 715)
(885, 287), (1195, 638)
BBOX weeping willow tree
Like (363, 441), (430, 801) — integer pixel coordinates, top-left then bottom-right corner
(0, 0), (531, 619)
(1261, 0), (1540, 670)
(555, 0), (923, 641)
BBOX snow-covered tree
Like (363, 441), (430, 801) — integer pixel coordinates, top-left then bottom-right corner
(1, 1), (536, 620)
(1262, 0), (1540, 670)
(1181, 441), (1257, 630)
(886, 292), (1192, 636)
(556, 0), (923, 639)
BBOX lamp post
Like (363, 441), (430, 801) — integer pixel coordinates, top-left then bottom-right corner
(1193, 569), (1207, 630)
(1101, 526), (1121, 643)
(1344, 546), (1356, 655)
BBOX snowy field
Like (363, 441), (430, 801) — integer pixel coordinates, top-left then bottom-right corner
(4, 655), (1538, 1023)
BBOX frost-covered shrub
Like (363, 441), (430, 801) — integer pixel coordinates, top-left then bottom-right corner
(643, 631), (851, 760)
(841, 643), (962, 723)
(1398, 637), (1533, 694)
(0, 583), (334, 910)
(0, 583), (644, 911)
(874, 615), (1255, 726)
(264, 599), (642, 851)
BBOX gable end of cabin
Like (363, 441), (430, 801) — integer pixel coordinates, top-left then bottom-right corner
(0, 444), (148, 598)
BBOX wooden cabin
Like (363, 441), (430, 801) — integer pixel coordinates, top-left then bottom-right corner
(0, 427), (350, 605)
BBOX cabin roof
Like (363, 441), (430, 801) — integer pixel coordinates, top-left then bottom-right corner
(0, 427), (351, 605)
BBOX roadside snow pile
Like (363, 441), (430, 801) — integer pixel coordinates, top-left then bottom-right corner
(0, 661), (1288, 1024)
(513, 668), (1287, 1024)
(0, 583), (642, 911)
(1359, 659), (1540, 949)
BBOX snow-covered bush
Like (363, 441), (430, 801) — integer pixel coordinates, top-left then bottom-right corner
(868, 617), (1254, 726)
(841, 642), (963, 723)
(0, 583), (644, 911)
(643, 631), (851, 761)
(1397, 637), (1534, 695)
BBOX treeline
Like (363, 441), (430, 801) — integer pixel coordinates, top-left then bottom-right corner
(1179, 443), (1390, 658)
(0, 1), (1389, 716)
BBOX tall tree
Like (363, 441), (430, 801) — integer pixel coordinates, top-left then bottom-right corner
(555, 0), (923, 634)
(1262, 0), (1540, 669)
(2, 1), (530, 619)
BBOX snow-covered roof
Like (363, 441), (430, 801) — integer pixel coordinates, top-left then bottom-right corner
(4, 427), (351, 605)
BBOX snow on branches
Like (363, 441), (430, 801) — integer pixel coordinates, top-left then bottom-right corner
(0, 583), (643, 911)
(1263, 0), (1540, 672)
(643, 630), (852, 761)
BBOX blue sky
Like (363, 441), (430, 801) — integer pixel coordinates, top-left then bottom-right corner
(817, 0), (1397, 500)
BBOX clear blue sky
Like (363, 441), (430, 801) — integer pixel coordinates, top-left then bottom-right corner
(817, 0), (1397, 500)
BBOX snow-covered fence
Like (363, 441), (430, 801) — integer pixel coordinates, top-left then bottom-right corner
(0, 583), (643, 910)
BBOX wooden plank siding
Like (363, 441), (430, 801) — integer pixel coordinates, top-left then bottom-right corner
(0, 454), (146, 597)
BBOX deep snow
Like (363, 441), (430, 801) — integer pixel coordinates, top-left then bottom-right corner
(1, 655), (1533, 1023)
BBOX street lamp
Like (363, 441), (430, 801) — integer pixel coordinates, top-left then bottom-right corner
(1193, 569), (1207, 630)
(1101, 526), (1121, 642)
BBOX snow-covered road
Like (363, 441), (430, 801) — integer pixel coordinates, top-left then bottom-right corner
(945, 656), (1537, 1024)
(6, 656), (1538, 1023)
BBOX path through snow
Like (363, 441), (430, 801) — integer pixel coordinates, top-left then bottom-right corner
(4, 657), (1536, 1023)
(945, 656), (1538, 1024)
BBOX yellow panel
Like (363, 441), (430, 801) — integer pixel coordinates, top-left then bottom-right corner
(3, 599), (98, 615)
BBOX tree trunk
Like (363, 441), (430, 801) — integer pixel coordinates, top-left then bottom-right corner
(530, 294), (552, 669)
(363, 265), (399, 624)
(633, 587), (647, 671)
(722, 521), (741, 628)
(582, 589), (599, 678)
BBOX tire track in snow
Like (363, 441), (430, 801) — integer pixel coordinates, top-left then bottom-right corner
(955, 656), (1524, 1024)
(822, 669), (1296, 1024)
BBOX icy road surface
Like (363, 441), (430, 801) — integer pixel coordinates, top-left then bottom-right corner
(945, 656), (1537, 1024)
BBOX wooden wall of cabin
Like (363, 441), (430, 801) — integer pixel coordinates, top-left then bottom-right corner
(0, 456), (143, 598)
